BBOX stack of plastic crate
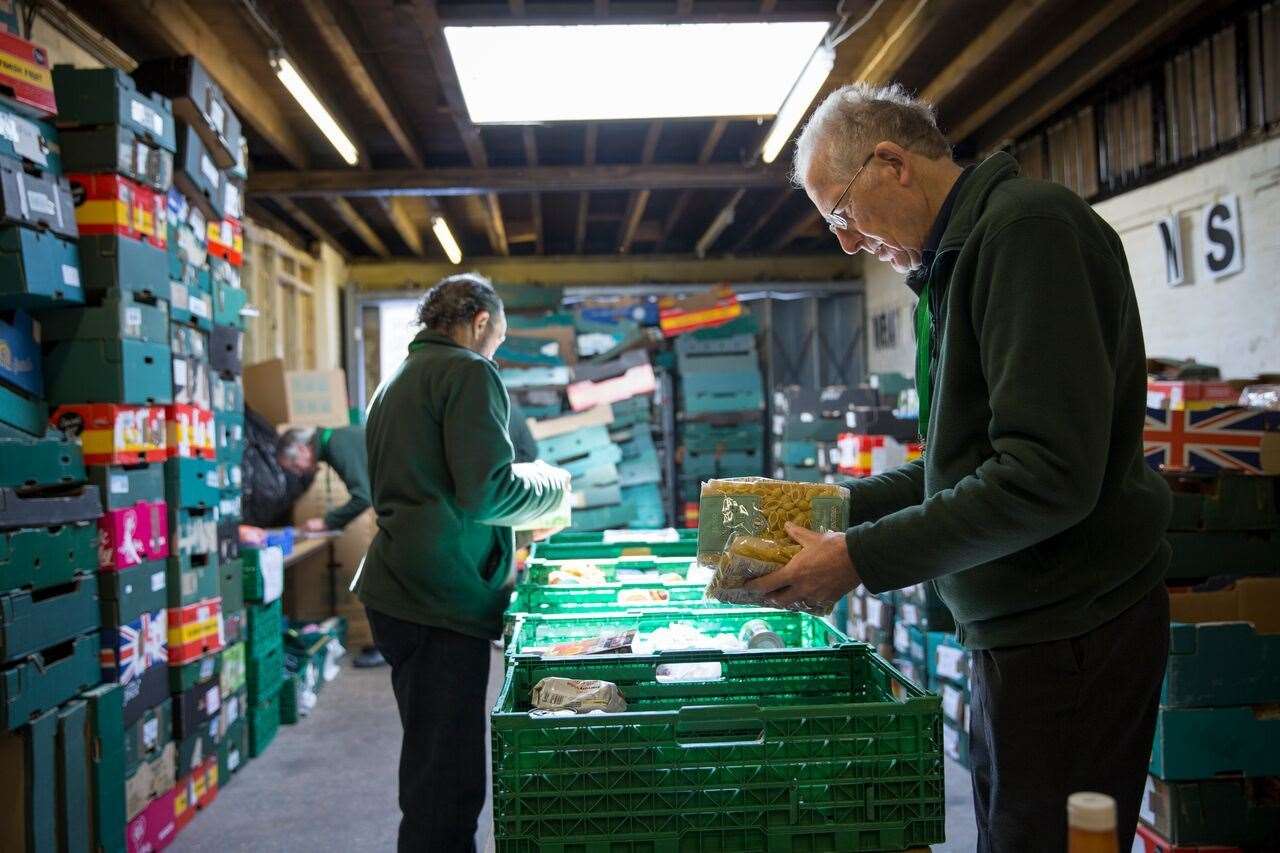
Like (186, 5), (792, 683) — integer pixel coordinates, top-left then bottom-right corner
(498, 528), (947, 852)
(240, 546), (285, 757)
(676, 317), (765, 523)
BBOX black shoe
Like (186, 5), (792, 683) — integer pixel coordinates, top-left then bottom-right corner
(353, 647), (386, 668)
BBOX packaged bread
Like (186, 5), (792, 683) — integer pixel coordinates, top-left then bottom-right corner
(696, 477), (849, 569)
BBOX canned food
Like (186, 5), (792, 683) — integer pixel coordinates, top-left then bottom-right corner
(739, 618), (784, 649)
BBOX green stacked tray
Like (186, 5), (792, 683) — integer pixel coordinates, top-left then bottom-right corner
(492, 644), (944, 852)
(530, 539), (696, 561)
(506, 581), (711, 621)
(546, 529), (699, 545)
(519, 555), (698, 587)
(507, 607), (847, 656)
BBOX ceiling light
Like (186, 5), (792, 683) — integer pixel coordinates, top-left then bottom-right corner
(761, 44), (835, 164)
(270, 52), (359, 165)
(444, 22), (830, 123)
(432, 216), (463, 265)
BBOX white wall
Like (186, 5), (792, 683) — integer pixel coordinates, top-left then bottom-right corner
(1094, 137), (1280, 378)
(859, 137), (1280, 382)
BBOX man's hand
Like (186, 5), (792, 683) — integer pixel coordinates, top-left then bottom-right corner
(302, 518), (328, 533)
(744, 522), (861, 610)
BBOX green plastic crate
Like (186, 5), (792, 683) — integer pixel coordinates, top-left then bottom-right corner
(546, 529), (698, 545)
(506, 581), (711, 621)
(531, 540), (697, 561)
(520, 556), (698, 587)
(248, 687), (279, 758)
(493, 645), (944, 852)
(507, 607), (847, 657)
(247, 642), (285, 703)
(246, 600), (283, 651)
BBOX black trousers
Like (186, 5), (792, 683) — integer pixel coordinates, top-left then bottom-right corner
(969, 582), (1169, 853)
(368, 608), (492, 853)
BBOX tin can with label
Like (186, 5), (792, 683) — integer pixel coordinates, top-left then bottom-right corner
(739, 618), (784, 649)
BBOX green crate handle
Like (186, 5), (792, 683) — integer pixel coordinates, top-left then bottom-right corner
(675, 704), (765, 748)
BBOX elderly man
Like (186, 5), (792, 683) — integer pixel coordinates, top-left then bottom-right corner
(747, 83), (1171, 852)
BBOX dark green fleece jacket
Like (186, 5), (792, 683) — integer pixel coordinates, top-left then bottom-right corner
(355, 329), (567, 639)
(846, 152), (1171, 650)
(314, 425), (370, 531)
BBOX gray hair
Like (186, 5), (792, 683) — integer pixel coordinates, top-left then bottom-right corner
(792, 82), (950, 187)
(277, 427), (316, 465)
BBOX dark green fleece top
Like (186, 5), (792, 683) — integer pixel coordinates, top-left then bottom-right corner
(846, 152), (1171, 650)
(355, 329), (566, 640)
(314, 425), (370, 530)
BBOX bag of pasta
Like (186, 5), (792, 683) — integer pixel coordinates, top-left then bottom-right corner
(696, 477), (850, 569)
(705, 533), (834, 615)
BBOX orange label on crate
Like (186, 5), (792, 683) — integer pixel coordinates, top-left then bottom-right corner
(168, 617), (219, 646)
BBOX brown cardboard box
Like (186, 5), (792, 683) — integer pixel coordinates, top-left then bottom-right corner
(527, 405), (613, 441)
(126, 741), (176, 821)
(285, 464), (374, 648)
(1169, 577), (1280, 633)
(243, 359), (349, 427)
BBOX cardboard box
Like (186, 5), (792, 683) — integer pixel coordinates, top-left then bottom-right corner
(0, 423), (86, 489)
(0, 573), (98, 663)
(658, 287), (742, 337)
(1145, 406), (1280, 475)
(58, 124), (173, 191)
(67, 172), (164, 246)
(0, 520), (96, 595)
(100, 607), (167, 688)
(0, 224), (83, 310)
(99, 501), (170, 571)
(125, 740), (174, 821)
(1, 155), (76, 238)
(243, 360), (348, 428)
(44, 338), (173, 406)
(131, 56), (238, 169)
(41, 288), (169, 345)
(83, 683), (127, 853)
(0, 29), (56, 118)
(163, 404), (214, 460)
(51, 403), (166, 466)
(527, 405), (613, 441)
(503, 323), (577, 365)
(166, 598), (221, 665)
(0, 706), (56, 850)
(124, 784), (177, 853)
(206, 217), (242, 267)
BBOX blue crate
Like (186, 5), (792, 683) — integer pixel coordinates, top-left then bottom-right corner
(618, 451), (661, 486)
(536, 425), (612, 464)
(622, 483), (665, 528)
(570, 502), (637, 532)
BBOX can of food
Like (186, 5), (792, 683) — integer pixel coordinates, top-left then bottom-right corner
(739, 619), (784, 649)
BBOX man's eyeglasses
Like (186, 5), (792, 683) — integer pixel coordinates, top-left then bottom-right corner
(825, 151), (875, 234)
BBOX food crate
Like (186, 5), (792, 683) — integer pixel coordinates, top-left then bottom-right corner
(506, 582), (713, 621)
(546, 529), (698, 545)
(531, 540), (697, 561)
(520, 556), (699, 587)
(507, 607), (847, 656)
(1150, 705), (1280, 780)
(248, 686), (279, 757)
(493, 645), (944, 852)
(622, 482), (666, 529)
(617, 451), (661, 487)
(569, 503), (637, 532)
(1164, 621), (1280, 707)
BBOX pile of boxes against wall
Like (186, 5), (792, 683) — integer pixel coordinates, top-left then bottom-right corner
(498, 304), (666, 532)
(1134, 362), (1280, 851)
(0, 31), (282, 849)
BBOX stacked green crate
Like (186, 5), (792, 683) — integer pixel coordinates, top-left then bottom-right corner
(244, 564), (284, 757)
(1139, 564), (1280, 846)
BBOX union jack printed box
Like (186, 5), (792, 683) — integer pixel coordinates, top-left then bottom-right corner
(100, 607), (167, 685)
(1144, 406), (1280, 475)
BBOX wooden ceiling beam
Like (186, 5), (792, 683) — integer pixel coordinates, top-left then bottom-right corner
(842, 0), (947, 87)
(249, 162), (790, 196)
(329, 197), (390, 257)
(435, 3), (832, 25)
(522, 127), (544, 255)
(575, 123), (598, 254)
(297, 0), (424, 167)
(658, 118), (728, 249)
(274, 197), (351, 260)
(946, 0), (1138, 143)
(406, 0), (509, 255)
(919, 0), (1052, 107)
(351, 253), (861, 289)
(94, 0), (308, 169)
(730, 189), (793, 253)
(769, 209), (821, 252)
(378, 198), (425, 256)
(618, 120), (665, 253)
(972, 0), (1205, 150)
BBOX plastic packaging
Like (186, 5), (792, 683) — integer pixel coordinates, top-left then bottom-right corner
(530, 677), (627, 713)
(696, 477), (849, 569)
(705, 533), (835, 615)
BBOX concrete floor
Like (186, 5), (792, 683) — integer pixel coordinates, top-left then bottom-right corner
(175, 650), (980, 853)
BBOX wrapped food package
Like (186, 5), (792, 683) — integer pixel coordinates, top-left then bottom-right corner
(530, 677), (627, 713)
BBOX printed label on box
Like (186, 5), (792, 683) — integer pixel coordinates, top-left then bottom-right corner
(143, 717), (158, 748)
(110, 474), (129, 494)
(26, 186), (54, 216)
(199, 154), (219, 189)
(208, 99), (226, 136)
(1139, 776), (1155, 825)
(62, 264), (79, 286)
(936, 645), (968, 682)
(170, 282), (188, 310)
(942, 684), (965, 723)
(130, 97), (163, 136)
(150, 570), (165, 592)
(189, 295), (210, 319)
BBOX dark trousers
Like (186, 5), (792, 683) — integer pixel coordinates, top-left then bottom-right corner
(368, 608), (492, 853)
(969, 582), (1169, 853)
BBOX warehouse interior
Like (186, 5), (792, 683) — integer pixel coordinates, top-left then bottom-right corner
(1, 0), (1277, 851)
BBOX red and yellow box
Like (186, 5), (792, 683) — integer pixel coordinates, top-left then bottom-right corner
(836, 434), (915, 478)
(173, 756), (218, 832)
(50, 403), (166, 465)
(167, 598), (222, 664)
(206, 217), (243, 267)
(67, 173), (167, 249)
(1147, 380), (1241, 411)
(164, 404), (215, 460)
(0, 29), (56, 117)
(659, 286), (743, 337)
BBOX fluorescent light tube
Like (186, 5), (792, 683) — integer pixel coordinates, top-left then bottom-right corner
(271, 52), (359, 166)
(443, 22), (830, 123)
(432, 216), (463, 264)
(761, 44), (835, 164)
